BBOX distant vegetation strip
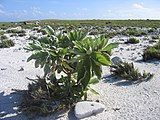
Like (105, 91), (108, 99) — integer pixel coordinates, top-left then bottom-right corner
(0, 20), (160, 29)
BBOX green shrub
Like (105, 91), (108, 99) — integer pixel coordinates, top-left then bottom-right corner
(125, 28), (140, 36)
(37, 29), (47, 35)
(151, 36), (159, 39)
(88, 31), (98, 35)
(0, 39), (15, 48)
(110, 62), (153, 82)
(10, 33), (18, 37)
(143, 40), (160, 61)
(1, 35), (8, 40)
(22, 26), (118, 116)
(105, 32), (118, 38)
(0, 31), (4, 36)
(125, 38), (140, 44)
(122, 28), (146, 37)
(140, 31), (147, 36)
(6, 29), (26, 34)
(148, 28), (154, 33)
(18, 33), (26, 37)
(28, 35), (38, 40)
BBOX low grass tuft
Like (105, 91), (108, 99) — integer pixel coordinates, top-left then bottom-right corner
(110, 62), (153, 82)
(125, 38), (140, 44)
(0, 39), (15, 48)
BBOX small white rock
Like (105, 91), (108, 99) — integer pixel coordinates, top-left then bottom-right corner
(75, 101), (105, 119)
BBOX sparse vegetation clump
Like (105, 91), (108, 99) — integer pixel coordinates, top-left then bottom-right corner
(1, 35), (8, 39)
(7, 29), (26, 34)
(0, 31), (4, 36)
(143, 40), (160, 61)
(122, 28), (147, 37)
(0, 39), (15, 48)
(21, 26), (118, 116)
(125, 37), (140, 44)
(37, 29), (47, 35)
(148, 28), (155, 33)
(110, 62), (153, 82)
(105, 32), (118, 38)
(151, 35), (159, 40)
(18, 32), (26, 37)
(6, 29), (26, 37)
(28, 35), (38, 40)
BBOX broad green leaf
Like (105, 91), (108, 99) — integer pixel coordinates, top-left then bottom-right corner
(91, 60), (102, 79)
(45, 25), (55, 36)
(89, 76), (99, 84)
(102, 43), (118, 54)
(44, 64), (51, 77)
(89, 87), (99, 95)
(35, 60), (40, 68)
(61, 60), (74, 71)
(92, 52), (111, 66)
(27, 53), (37, 62)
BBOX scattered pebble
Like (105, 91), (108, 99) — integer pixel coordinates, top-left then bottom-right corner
(18, 67), (24, 71)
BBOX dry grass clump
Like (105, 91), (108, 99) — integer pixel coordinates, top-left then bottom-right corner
(110, 62), (153, 82)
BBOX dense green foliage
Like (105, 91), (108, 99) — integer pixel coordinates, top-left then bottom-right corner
(143, 40), (160, 61)
(125, 38), (140, 44)
(110, 62), (153, 82)
(22, 26), (118, 116)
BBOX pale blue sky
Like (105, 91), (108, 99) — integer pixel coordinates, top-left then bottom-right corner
(0, 0), (159, 22)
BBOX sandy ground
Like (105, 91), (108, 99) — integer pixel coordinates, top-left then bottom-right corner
(0, 31), (160, 120)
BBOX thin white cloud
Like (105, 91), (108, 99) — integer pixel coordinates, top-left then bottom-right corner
(132, 3), (146, 9)
(48, 11), (56, 16)
(30, 7), (42, 15)
(0, 4), (4, 15)
(6, 10), (28, 18)
(0, 9), (4, 14)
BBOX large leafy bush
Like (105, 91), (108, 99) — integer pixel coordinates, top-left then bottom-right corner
(22, 26), (118, 116)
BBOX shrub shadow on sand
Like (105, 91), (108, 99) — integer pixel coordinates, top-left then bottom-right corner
(0, 91), (27, 120)
(136, 59), (160, 66)
(103, 74), (153, 86)
(103, 75), (134, 86)
(0, 77), (78, 120)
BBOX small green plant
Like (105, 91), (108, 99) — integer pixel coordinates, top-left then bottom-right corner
(122, 28), (146, 37)
(143, 40), (160, 61)
(0, 31), (4, 36)
(28, 35), (38, 40)
(151, 35), (159, 40)
(125, 38), (140, 44)
(148, 28), (154, 33)
(10, 33), (18, 37)
(110, 62), (153, 82)
(6, 29), (26, 34)
(22, 26), (118, 116)
(105, 32), (118, 38)
(1, 35), (8, 40)
(37, 29), (47, 35)
(88, 31), (98, 35)
(18, 33), (26, 37)
(124, 28), (140, 36)
(0, 39), (15, 48)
